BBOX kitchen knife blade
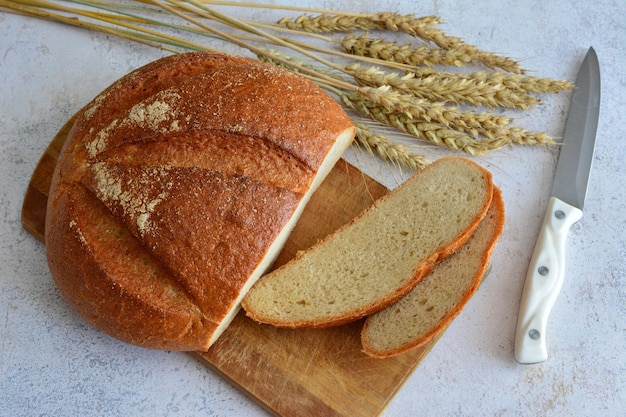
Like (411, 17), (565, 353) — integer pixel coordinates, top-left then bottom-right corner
(514, 47), (600, 364)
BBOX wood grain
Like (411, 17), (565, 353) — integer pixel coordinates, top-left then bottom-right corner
(21, 113), (442, 417)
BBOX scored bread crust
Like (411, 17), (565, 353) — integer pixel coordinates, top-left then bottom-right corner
(361, 187), (505, 358)
(241, 157), (494, 329)
(45, 52), (355, 351)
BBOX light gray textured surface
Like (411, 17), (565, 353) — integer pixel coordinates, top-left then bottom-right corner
(1, 1), (624, 416)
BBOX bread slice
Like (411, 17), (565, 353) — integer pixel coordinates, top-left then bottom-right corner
(241, 157), (494, 328)
(45, 52), (355, 351)
(361, 187), (505, 358)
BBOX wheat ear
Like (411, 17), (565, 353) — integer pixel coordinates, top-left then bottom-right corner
(276, 12), (440, 33)
(355, 86), (512, 134)
(343, 33), (480, 68)
(343, 93), (554, 155)
(406, 66), (574, 95)
(347, 64), (540, 109)
(408, 24), (524, 73)
(342, 94), (491, 155)
(354, 125), (431, 170)
(466, 71), (574, 93)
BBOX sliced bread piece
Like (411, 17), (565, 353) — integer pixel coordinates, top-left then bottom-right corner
(361, 187), (505, 358)
(241, 157), (494, 328)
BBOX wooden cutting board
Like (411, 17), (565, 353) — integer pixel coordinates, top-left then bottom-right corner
(21, 114), (444, 417)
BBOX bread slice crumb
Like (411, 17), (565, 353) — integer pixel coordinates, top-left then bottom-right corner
(361, 187), (505, 358)
(242, 157), (494, 328)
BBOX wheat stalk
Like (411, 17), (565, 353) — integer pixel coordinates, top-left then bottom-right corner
(1, 0), (570, 170)
(0, 0), (195, 52)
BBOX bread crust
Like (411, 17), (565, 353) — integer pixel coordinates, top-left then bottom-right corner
(45, 52), (354, 350)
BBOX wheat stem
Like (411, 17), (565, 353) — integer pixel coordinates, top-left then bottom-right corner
(1, 0), (189, 52)
(149, 0), (360, 95)
(186, 0), (401, 17)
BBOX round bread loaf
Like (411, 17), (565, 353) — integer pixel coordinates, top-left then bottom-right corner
(45, 52), (355, 351)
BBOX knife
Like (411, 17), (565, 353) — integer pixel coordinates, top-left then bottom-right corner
(514, 47), (601, 364)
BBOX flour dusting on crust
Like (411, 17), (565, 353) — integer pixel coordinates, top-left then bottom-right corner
(91, 162), (172, 235)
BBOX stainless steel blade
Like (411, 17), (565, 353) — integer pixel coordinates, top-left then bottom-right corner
(551, 47), (601, 210)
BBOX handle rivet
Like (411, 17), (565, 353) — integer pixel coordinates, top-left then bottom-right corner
(538, 266), (549, 276)
(529, 329), (541, 340)
(554, 210), (565, 220)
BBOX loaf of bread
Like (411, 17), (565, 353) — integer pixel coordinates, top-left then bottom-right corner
(241, 157), (494, 328)
(45, 52), (355, 351)
(361, 187), (505, 358)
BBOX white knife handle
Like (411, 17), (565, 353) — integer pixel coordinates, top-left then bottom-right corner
(514, 197), (582, 364)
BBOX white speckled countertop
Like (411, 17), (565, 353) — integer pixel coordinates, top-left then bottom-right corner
(1, 1), (624, 416)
